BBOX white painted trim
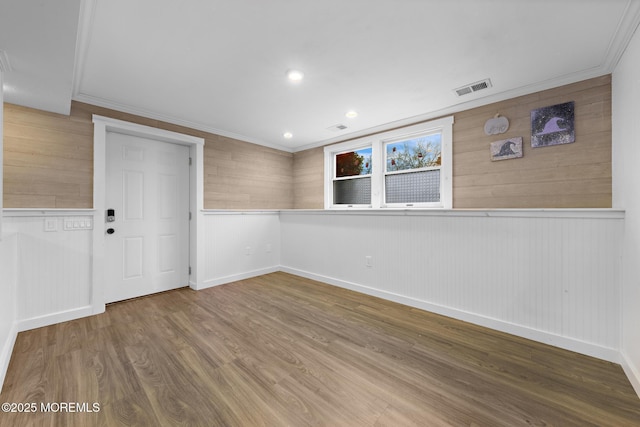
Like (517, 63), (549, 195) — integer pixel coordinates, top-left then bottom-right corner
(17, 306), (95, 333)
(621, 351), (640, 398)
(192, 266), (280, 290)
(280, 266), (622, 364)
(323, 116), (455, 210)
(6, 208), (619, 220)
(76, 94), (292, 152)
(92, 115), (205, 146)
(3, 209), (95, 217)
(201, 210), (281, 216)
(295, 72), (614, 153)
(92, 115), (206, 313)
(279, 208), (625, 220)
(77, 72), (617, 155)
(0, 322), (17, 393)
(71, 0), (95, 100)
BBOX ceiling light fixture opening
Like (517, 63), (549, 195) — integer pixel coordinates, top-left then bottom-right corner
(345, 110), (358, 119)
(283, 132), (293, 139)
(286, 69), (304, 82)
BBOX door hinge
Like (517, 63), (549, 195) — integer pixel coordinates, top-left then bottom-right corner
(189, 266), (192, 275)
(189, 212), (192, 220)
(189, 157), (192, 166)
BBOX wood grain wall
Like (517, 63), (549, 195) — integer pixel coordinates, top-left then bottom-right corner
(3, 101), (294, 209)
(453, 75), (611, 208)
(3, 104), (94, 208)
(292, 75), (612, 209)
(4, 75), (611, 210)
(292, 147), (324, 209)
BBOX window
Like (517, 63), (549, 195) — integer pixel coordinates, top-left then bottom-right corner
(331, 146), (373, 206)
(384, 132), (441, 205)
(324, 116), (453, 209)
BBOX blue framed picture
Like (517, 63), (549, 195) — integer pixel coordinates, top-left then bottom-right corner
(531, 101), (575, 148)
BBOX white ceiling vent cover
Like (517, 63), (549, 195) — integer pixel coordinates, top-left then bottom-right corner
(454, 78), (492, 97)
(327, 124), (348, 132)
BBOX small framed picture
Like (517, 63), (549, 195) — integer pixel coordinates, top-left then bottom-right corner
(491, 137), (523, 161)
(531, 101), (575, 147)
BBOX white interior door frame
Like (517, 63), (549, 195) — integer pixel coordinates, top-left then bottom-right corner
(92, 115), (205, 314)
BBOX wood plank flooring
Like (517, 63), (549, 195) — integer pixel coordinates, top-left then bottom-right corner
(1, 272), (639, 426)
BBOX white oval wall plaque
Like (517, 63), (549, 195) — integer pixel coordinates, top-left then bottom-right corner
(484, 115), (510, 135)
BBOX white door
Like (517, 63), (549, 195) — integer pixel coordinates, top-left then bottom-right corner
(105, 131), (190, 303)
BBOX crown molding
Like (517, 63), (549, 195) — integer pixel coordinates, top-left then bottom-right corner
(73, 93), (294, 152)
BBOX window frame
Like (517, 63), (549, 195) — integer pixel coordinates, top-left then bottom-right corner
(382, 128), (444, 208)
(324, 116), (453, 209)
(325, 142), (375, 208)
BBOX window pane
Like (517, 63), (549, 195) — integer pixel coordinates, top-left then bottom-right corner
(336, 147), (372, 178)
(385, 170), (440, 203)
(386, 134), (441, 172)
(333, 177), (371, 204)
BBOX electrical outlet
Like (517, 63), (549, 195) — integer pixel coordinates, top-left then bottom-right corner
(365, 256), (373, 268)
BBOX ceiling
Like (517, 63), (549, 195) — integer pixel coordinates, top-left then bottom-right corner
(2, 1), (640, 152)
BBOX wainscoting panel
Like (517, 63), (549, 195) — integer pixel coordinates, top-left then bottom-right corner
(280, 210), (624, 361)
(0, 232), (17, 392)
(198, 211), (281, 288)
(3, 211), (94, 331)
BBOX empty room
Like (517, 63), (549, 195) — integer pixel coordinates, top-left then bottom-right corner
(1, 0), (640, 425)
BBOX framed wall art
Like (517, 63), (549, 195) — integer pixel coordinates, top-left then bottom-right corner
(531, 101), (575, 148)
(490, 137), (523, 161)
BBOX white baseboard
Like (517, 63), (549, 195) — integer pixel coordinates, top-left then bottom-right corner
(621, 351), (640, 398)
(193, 266), (280, 290)
(280, 266), (621, 364)
(17, 305), (95, 333)
(0, 322), (18, 394)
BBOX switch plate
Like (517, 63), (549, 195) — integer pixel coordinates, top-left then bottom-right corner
(63, 217), (93, 231)
(44, 218), (57, 232)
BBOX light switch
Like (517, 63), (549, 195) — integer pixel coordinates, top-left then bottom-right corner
(44, 218), (57, 232)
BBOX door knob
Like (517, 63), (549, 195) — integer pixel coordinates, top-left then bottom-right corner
(106, 228), (115, 235)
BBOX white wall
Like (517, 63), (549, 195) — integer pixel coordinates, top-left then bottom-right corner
(0, 207), (634, 393)
(195, 211), (281, 288)
(0, 232), (17, 392)
(280, 210), (624, 362)
(4, 212), (94, 331)
(613, 23), (640, 396)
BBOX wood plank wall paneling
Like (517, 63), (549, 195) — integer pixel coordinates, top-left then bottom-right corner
(290, 75), (612, 209)
(292, 146), (324, 209)
(3, 75), (611, 210)
(453, 75), (612, 208)
(203, 133), (293, 210)
(3, 104), (94, 208)
(3, 101), (294, 209)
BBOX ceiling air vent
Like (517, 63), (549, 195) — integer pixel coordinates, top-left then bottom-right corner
(327, 124), (348, 132)
(454, 78), (492, 97)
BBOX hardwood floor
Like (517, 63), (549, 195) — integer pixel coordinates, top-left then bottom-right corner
(1, 272), (639, 426)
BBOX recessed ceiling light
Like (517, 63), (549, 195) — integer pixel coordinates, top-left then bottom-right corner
(286, 69), (304, 82)
(345, 110), (358, 119)
(283, 132), (293, 139)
